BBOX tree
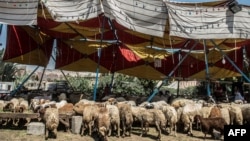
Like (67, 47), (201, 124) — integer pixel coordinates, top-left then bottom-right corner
(0, 49), (17, 82)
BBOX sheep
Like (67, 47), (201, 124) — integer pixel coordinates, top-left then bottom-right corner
(140, 108), (166, 141)
(3, 98), (19, 112)
(181, 103), (203, 136)
(151, 100), (169, 110)
(97, 106), (111, 141)
(15, 98), (29, 113)
(170, 98), (195, 109)
(194, 115), (227, 139)
(106, 104), (120, 137)
(160, 105), (178, 137)
(41, 107), (59, 140)
(118, 100), (136, 107)
(77, 99), (96, 105)
(0, 100), (6, 111)
(15, 98), (30, 126)
(239, 104), (250, 124)
(77, 104), (99, 136)
(209, 105), (222, 118)
(115, 103), (133, 138)
(55, 100), (67, 109)
(228, 104), (243, 125)
(219, 107), (230, 125)
(58, 103), (75, 132)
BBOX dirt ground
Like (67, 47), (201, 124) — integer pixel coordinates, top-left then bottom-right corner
(0, 125), (223, 141)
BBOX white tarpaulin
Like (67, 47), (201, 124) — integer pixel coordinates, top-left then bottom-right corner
(103, 0), (168, 37)
(167, 81), (199, 89)
(0, 0), (38, 25)
(165, 2), (250, 39)
(41, 0), (103, 22)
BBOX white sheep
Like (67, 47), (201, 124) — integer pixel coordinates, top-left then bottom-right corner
(228, 104), (243, 125)
(160, 105), (178, 137)
(239, 103), (250, 124)
(181, 103), (203, 136)
(106, 104), (120, 137)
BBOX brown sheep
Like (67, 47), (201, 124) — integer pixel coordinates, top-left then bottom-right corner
(116, 103), (133, 138)
(194, 115), (227, 139)
(81, 104), (99, 136)
(97, 106), (111, 141)
(3, 98), (19, 112)
(209, 106), (222, 118)
(58, 103), (75, 132)
(140, 108), (166, 141)
(40, 107), (59, 140)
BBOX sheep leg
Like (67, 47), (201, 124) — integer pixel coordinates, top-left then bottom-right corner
(117, 122), (120, 137)
(52, 128), (57, 139)
(140, 121), (144, 137)
(174, 123), (177, 137)
(189, 122), (193, 136)
(155, 121), (161, 141)
(80, 123), (86, 136)
(24, 118), (31, 126)
(13, 118), (19, 126)
(45, 128), (49, 140)
(108, 124), (112, 137)
(121, 120), (126, 138)
(2, 119), (8, 126)
(88, 122), (92, 136)
(59, 118), (70, 132)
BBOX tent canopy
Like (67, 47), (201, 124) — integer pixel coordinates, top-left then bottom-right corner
(2, 0), (250, 80)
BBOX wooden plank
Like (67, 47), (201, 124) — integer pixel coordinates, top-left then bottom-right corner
(0, 113), (40, 119)
(59, 113), (75, 119)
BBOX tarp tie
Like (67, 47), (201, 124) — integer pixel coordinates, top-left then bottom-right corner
(235, 39), (237, 62)
(40, 0), (47, 20)
(12, 26), (23, 60)
(169, 35), (175, 64)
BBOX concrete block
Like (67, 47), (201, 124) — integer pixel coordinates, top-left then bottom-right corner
(71, 116), (82, 134)
(27, 122), (45, 135)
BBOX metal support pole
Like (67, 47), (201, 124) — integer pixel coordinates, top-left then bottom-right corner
(93, 16), (106, 101)
(60, 70), (76, 92)
(203, 40), (211, 97)
(147, 40), (199, 102)
(37, 67), (46, 90)
(93, 48), (102, 101)
(51, 55), (75, 92)
(11, 66), (39, 96)
(210, 39), (250, 83)
(109, 72), (115, 94)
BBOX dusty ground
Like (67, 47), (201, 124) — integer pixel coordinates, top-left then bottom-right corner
(0, 125), (223, 141)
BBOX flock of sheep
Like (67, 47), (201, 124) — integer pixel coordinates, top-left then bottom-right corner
(0, 94), (250, 141)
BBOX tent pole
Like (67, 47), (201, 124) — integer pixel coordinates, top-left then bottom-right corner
(11, 66), (39, 96)
(60, 70), (76, 92)
(203, 40), (212, 97)
(147, 40), (199, 102)
(109, 72), (115, 94)
(210, 39), (250, 83)
(37, 67), (46, 90)
(50, 55), (75, 92)
(93, 16), (106, 101)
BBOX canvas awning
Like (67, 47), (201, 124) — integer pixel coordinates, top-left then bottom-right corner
(1, 0), (250, 80)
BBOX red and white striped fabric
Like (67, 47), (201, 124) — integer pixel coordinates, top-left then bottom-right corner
(0, 0), (38, 25)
